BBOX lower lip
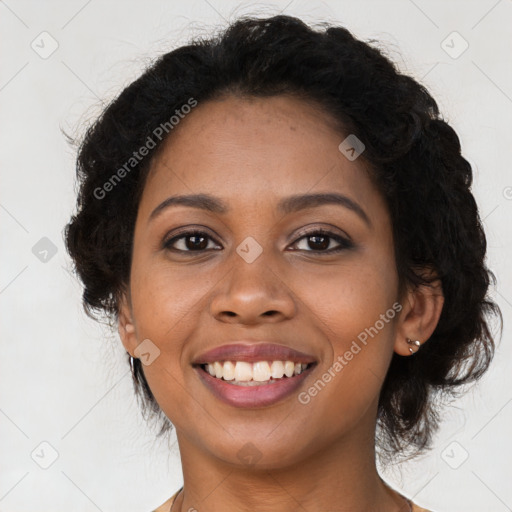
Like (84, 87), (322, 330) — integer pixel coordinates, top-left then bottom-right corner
(194, 365), (315, 408)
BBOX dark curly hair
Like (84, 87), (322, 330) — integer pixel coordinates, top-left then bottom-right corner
(64, 14), (502, 461)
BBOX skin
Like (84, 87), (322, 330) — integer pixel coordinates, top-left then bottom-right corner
(118, 94), (444, 512)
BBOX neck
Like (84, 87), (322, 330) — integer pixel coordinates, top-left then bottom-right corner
(172, 416), (408, 512)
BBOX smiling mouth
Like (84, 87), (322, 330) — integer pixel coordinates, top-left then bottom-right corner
(196, 360), (317, 386)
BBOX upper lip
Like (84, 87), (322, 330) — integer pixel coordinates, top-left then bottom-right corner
(191, 342), (317, 365)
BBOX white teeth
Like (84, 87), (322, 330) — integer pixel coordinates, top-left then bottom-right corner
(270, 360), (284, 379)
(203, 360), (311, 383)
(214, 361), (223, 379)
(223, 361), (235, 380)
(284, 361), (295, 377)
(253, 361), (271, 381)
(234, 361), (252, 381)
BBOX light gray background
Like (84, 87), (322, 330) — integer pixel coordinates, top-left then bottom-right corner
(1, 1), (511, 511)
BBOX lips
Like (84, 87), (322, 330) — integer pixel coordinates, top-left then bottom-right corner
(191, 342), (317, 365)
(196, 363), (315, 408)
(191, 342), (318, 408)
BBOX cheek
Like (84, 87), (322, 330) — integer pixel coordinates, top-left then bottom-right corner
(298, 248), (398, 344)
(127, 260), (205, 402)
(128, 254), (253, 419)
(295, 253), (398, 405)
(130, 255), (216, 341)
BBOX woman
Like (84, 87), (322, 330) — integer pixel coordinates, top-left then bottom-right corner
(64, 14), (501, 512)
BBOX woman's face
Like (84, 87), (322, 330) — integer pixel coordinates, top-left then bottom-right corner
(120, 94), (405, 468)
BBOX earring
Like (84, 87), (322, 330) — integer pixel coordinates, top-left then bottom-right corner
(406, 338), (421, 354)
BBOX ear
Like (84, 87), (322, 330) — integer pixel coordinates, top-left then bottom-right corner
(394, 269), (445, 356)
(117, 291), (138, 357)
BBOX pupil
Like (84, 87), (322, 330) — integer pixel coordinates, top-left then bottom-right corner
(309, 235), (329, 250)
(187, 234), (207, 250)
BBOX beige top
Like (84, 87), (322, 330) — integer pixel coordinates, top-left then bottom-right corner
(152, 488), (432, 511)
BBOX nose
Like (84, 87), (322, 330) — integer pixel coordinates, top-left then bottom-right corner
(209, 251), (296, 325)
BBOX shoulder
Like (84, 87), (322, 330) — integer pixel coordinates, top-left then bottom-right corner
(151, 491), (432, 512)
(411, 503), (433, 512)
(151, 487), (181, 512)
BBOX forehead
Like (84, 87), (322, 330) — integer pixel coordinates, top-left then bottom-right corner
(139, 95), (384, 219)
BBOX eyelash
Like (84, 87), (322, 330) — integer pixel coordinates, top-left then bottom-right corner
(162, 228), (353, 255)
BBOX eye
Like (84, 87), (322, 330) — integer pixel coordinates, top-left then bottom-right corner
(162, 228), (353, 255)
(290, 229), (353, 254)
(163, 230), (221, 253)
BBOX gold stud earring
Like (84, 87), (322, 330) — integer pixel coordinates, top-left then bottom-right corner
(406, 338), (421, 354)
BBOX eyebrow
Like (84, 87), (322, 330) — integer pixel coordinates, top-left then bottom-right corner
(148, 192), (371, 227)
